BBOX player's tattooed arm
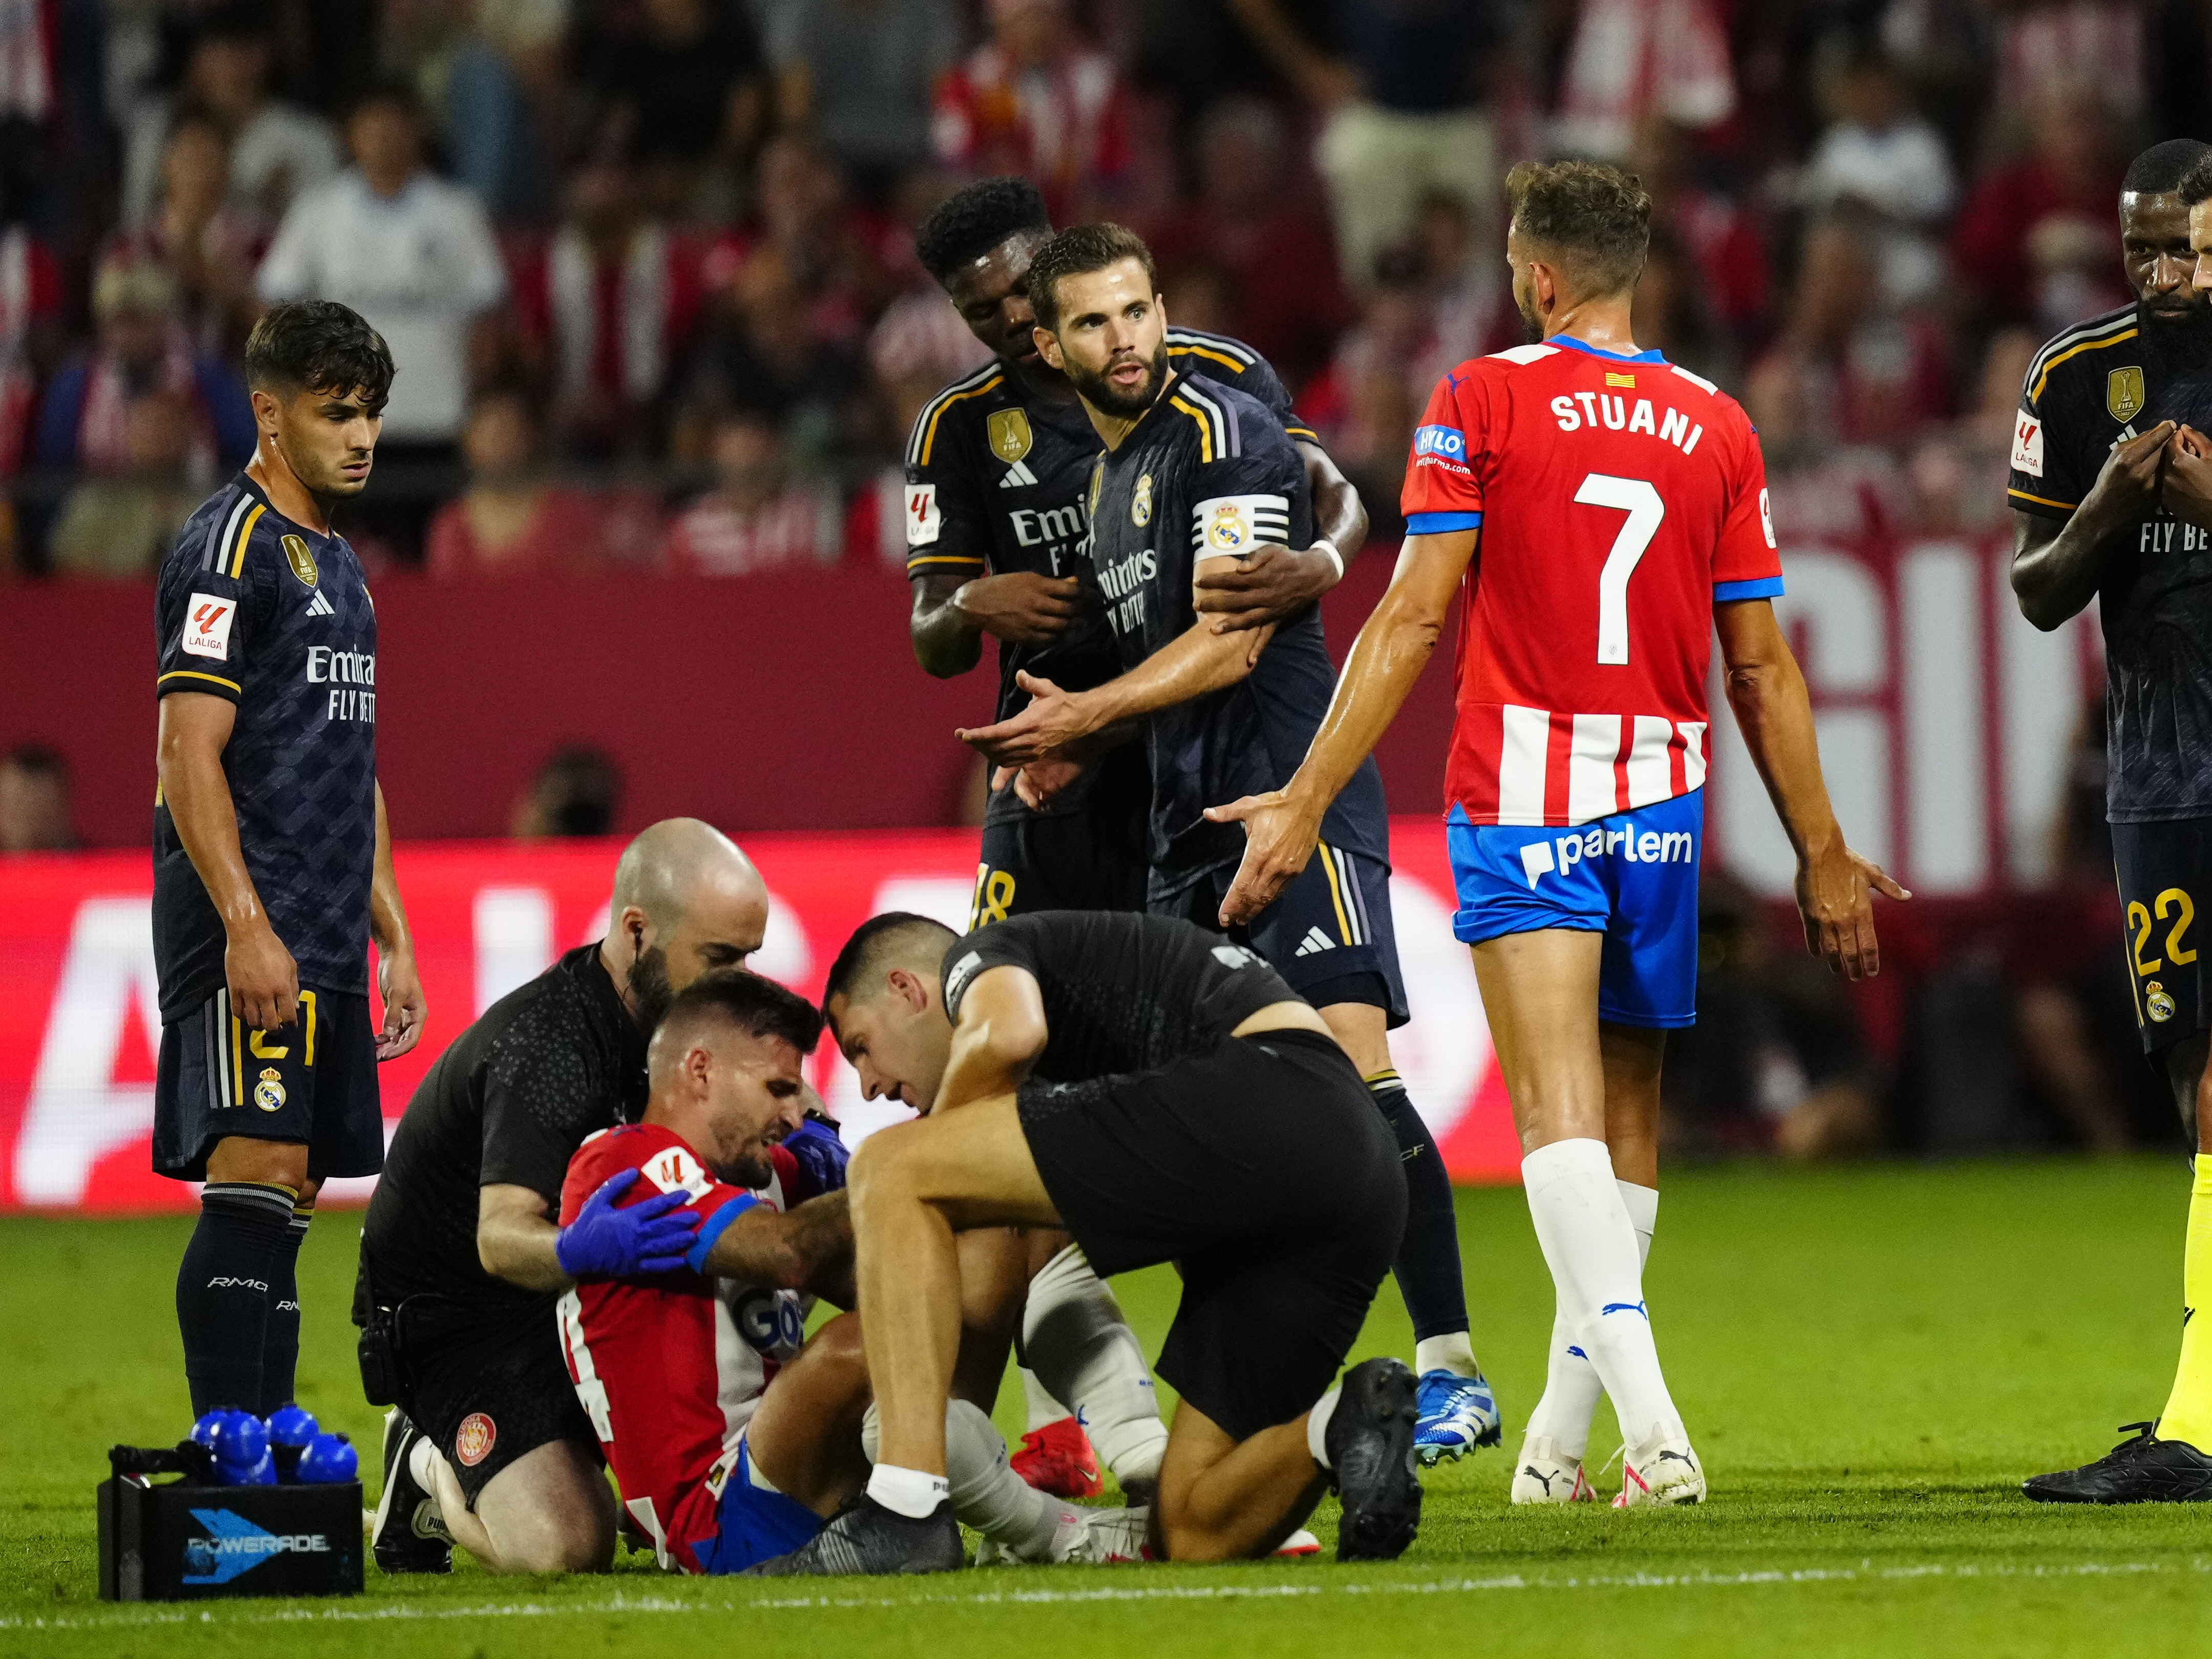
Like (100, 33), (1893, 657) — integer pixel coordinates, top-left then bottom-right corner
(934, 965), (1048, 1113)
(1714, 598), (1908, 981)
(157, 691), (299, 1032)
(2011, 420), (2173, 630)
(1209, 529), (1475, 924)
(1194, 440), (1368, 634)
(369, 783), (426, 1060)
(910, 569), (1082, 676)
(704, 1190), (856, 1303)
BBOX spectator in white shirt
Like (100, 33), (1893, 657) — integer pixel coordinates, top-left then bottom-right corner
(257, 82), (507, 557)
(121, 5), (342, 231)
(1799, 46), (1956, 308)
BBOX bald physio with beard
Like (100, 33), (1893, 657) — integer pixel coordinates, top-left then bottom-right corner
(356, 818), (772, 1578)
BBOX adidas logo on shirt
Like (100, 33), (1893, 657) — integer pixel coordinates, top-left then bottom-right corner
(305, 590), (334, 616)
(1293, 927), (1336, 958)
(998, 460), (1039, 488)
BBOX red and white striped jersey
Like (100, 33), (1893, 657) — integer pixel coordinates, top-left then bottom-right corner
(1401, 336), (1782, 827)
(555, 1123), (815, 1574)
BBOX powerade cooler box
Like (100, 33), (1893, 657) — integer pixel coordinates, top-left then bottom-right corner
(98, 1443), (363, 1601)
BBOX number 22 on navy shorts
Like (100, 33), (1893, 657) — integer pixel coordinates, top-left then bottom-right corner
(1443, 789), (1704, 1029)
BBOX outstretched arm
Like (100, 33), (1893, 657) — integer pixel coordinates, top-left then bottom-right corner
(1713, 598), (1907, 979)
(957, 612), (1273, 765)
(1205, 528), (1476, 924)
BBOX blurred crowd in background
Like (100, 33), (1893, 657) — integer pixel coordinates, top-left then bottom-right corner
(0, 0), (2199, 1161)
(0, 0), (2196, 577)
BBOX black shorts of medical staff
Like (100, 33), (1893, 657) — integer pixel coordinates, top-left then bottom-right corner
(1016, 1026), (1406, 1442)
(357, 1256), (598, 1510)
(2114, 816), (2212, 1056)
(154, 987), (381, 1181)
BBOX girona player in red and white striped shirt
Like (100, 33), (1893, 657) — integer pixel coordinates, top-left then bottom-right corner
(1207, 160), (1904, 1516)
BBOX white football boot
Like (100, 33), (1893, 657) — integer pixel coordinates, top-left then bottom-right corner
(1613, 1424), (1706, 1507)
(974, 1504), (1151, 1565)
(1509, 1435), (1594, 1505)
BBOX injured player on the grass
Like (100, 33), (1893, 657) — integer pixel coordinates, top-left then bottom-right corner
(547, 970), (1147, 1571)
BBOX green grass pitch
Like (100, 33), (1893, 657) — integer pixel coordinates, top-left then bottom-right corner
(7, 1160), (2212, 1656)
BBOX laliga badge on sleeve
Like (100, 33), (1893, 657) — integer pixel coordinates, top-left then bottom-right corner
(906, 483), (941, 546)
(2011, 415), (2045, 478)
(182, 593), (236, 660)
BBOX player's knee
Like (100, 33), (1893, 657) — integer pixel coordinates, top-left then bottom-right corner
(1152, 1499), (1240, 1563)
(848, 1127), (921, 1214)
(490, 1516), (612, 1576)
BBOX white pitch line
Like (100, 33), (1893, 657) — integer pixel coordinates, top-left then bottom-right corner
(5, 1556), (2205, 1634)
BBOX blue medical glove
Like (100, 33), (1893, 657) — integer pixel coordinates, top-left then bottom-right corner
(556, 1167), (700, 1278)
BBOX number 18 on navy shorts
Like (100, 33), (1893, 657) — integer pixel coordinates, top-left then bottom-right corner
(1444, 790), (1704, 1029)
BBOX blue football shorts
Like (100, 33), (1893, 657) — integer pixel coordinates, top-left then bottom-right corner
(1445, 789), (1704, 1029)
(695, 1433), (824, 1574)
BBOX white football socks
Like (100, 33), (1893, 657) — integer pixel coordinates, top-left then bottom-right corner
(1525, 1178), (1657, 1460)
(1021, 1243), (1168, 1489)
(1521, 1140), (1681, 1447)
(1307, 1384), (1343, 1470)
(1413, 1331), (1480, 1379)
(1019, 1365), (1072, 1432)
(863, 1400), (1059, 1555)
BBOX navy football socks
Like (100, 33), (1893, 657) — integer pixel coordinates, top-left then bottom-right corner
(176, 1181), (295, 1416)
(258, 1201), (313, 1415)
(1368, 1073), (1471, 1343)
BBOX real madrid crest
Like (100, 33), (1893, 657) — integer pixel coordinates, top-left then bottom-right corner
(281, 533), (319, 589)
(1207, 501), (1249, 552)
(2148, 979), (2176, 1023)
(254, 1066), (286, 1111)
(2108, 365), (2146, 424)
(1132, 473), (1153, 527)
(988, 407), (1033, 464)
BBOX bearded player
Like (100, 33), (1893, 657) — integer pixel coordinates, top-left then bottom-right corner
(957, 223), (1498, 1461)
(1207, 160), (1903, 1507)
(904, 178), (1383, 1488)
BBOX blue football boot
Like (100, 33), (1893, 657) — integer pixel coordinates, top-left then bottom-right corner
(1413, 1369), (1502, 1466)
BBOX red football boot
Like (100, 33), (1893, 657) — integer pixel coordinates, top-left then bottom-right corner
(1010, 1416), (1104, 1498)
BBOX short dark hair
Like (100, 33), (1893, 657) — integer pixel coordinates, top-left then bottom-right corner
(2, 742), (65, 778)
(2170, 152), (2212, 209)
(244, 300), (395, 406)
(1027, 223), (1157, 334)
(2128, 139), (2212, 198)
(658, 970), (823, 1057)
(823, 912), (957, 1010)
(915, 178), (1053, 283)
(1506, 159), (1653, 299)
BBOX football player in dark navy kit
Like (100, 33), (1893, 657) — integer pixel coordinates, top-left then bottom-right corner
(152, 300), (426, 1423)
(904, 177), (1367, 931)
(901, 178), (1373, 1496)
(2013, 140), (2212, 1504)
(961, 224), (1498, 1462)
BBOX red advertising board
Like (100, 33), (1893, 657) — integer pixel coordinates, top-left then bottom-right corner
(0, 820), (1519, 1211)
